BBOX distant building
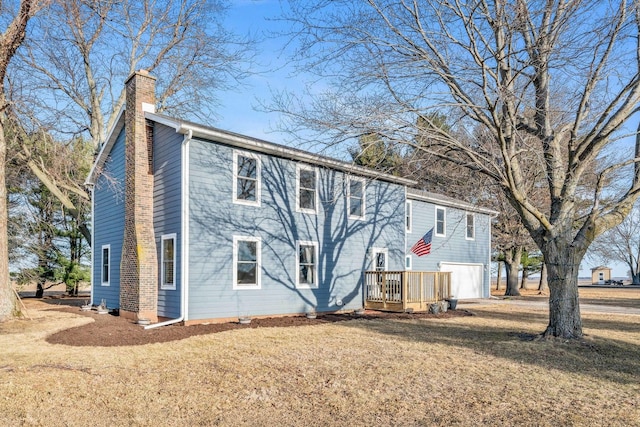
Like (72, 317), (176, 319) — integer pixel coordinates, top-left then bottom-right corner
(590, 266), (612, 285)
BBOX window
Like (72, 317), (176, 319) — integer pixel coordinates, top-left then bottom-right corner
(435, 206), (446, 237)
(405, 255), (412, 270)
(297, 165), (317, 213)
(466, 213), (475, 240)
(101, 245), (110, 286)
(297, 241), (318, 288)
(233, 236), (261, 289)
(161, 234), (176, 290)
(233, 151), (261, 206)
(348, 177), (366, 219)
(372, 248), (388, 271)
(405, 201), (412, 233)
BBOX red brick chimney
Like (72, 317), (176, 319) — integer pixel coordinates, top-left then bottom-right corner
(120, 70), (158, 322)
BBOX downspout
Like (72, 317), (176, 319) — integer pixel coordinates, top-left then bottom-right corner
(88, 183), (95, 306)
(145, 129), (192, 329)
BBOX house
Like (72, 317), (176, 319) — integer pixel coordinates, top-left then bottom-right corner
(85, 70), (496, 325)
(591, 266), (612, 285)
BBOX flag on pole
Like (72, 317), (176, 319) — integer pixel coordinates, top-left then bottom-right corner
(411, 228), (433, 257)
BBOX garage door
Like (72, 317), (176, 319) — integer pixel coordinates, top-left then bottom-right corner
(439, 263), (484, 299)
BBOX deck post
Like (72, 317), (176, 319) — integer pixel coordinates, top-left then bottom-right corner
(402, 271), (407, 310)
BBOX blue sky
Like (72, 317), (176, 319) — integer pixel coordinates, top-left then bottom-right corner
(217, 0), (294, 143)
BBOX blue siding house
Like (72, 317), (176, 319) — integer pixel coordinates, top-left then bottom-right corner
(86, 71), (496, 326)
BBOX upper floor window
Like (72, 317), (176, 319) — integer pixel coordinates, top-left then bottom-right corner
(233, 150), (261, 206)
(466, 213), (475, 240)
(161, 234), (177, 290)
(101, 245), (110, 286)
(348, 177), (366, 219)
(233, 236), (261, 290)
(405, 201), (412, 233)
(297, 241), (318, 288)
(297, 164), (317, 213)
(435, 206), (446, 237)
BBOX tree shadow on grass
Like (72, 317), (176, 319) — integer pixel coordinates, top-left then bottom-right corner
(340, 309), (640, 385)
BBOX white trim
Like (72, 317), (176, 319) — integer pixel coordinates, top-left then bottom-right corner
(101, 244), (111, 286)
(405, 200), (412, 233)
(89, 185), (95, 304)
(233, 236), (262, 290)
(435, 206), (446, 237)
(141, 102), (155, 113)
(296, 240), (319, 289)
(407, 188), (499, 216)
(348, 176), (366, 220)
(145, 111), (417, 187)
(296, 164), (318, 214)
(372, 247), (388, 271)
(232, 150), (261, 207)
(405, 255), (412, 270)
(160, 234), (177, 290)
(465, 212), (475, 240)
(85, 107), (125, 185)
(181, 134), (190, 320)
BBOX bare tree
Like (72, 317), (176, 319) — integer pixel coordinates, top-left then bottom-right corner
(0, 0), (44, 321)
(9, 0), (251, 243)
(589, 202), (640, 284)
(274, 1), (640, 338)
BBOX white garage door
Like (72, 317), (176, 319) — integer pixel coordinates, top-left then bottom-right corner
(439, 263), (484, 299)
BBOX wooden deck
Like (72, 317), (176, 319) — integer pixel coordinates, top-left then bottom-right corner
(364, 271), (452, 312)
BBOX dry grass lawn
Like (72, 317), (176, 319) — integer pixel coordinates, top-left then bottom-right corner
(1, 288), (639, 426)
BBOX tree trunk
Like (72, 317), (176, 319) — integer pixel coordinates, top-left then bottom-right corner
(520, 269), (528, 289)
(538, 262), (548, 291)
(496, 260), (502, 290)
(0, 117), (13, 320)
(541, 242), (583, 339)
(503, 247), (522, 296)
(35, 280), (44, 298)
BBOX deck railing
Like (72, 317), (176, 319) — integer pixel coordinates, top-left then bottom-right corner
(364, 271), (452, 312)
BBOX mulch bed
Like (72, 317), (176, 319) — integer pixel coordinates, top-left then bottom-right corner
(43, 297), (472, 347)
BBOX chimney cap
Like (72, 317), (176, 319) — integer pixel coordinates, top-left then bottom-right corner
(125, 69), (156, 84)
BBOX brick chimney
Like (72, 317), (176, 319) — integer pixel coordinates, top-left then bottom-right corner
(120, 70), (158, 322)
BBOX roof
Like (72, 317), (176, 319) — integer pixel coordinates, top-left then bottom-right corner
(407, 188), (499, 216)
(86, 109), (417, 187)
(590, 266), (612, 271)
(85, 110), (498, 217)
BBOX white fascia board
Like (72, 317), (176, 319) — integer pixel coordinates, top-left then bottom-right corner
(146, 112), (417, 187)
(85, 106), (126, 186)
(407, 188), (499, 217)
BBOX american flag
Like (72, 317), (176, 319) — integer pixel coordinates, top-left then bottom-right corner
(411, 228), (433, 257)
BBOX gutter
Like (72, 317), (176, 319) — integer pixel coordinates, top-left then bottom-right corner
(145, 129), (192, 329)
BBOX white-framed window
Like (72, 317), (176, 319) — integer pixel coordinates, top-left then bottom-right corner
(348, 177), (366, 220)
(101, 244), (110, 286)
(405, 200), (412, 233)
(233, 150), (261, 206)
(405, 255), (412, 270)
(372, 248), (388, 271)
(296, 164), (318, 214)
(233, 236), (261, 290)
(466, 212), (475, 240)
(435, 206), (446, 237)
(161, 234), (177, 290)
(296, 240), (319, 288)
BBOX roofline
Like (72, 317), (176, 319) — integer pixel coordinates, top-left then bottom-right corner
(146, 112), (418, 187)
(406, 188), (499, 216)
(85, 106), (125, 186)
